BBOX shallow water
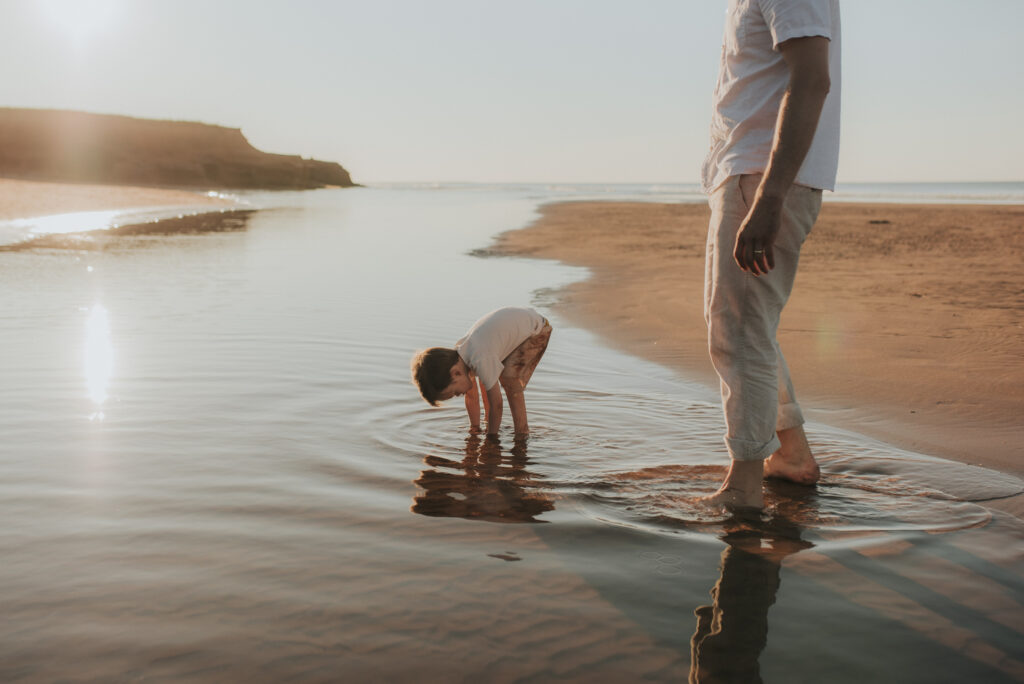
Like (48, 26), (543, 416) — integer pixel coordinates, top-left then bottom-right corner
(1, 187), (1022, 682)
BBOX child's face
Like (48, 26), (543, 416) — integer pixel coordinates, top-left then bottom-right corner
(438, 363), (473, 401)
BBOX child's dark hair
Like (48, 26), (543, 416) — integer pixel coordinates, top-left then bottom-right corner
(411, 347), (460, 406)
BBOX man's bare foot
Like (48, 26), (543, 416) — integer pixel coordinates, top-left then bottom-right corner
(702, 460), (765, 510)
(764, 425), (820, 485)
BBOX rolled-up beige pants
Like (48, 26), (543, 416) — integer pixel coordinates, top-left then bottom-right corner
(704, 174), (822, 461)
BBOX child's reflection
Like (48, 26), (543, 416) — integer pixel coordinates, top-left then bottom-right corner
(689, 514), (813, 683)
(411, 433), (554, 523)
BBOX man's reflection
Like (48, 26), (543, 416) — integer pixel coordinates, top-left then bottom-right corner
(689, 512), (813, 683)
(411, 433), (554, 523)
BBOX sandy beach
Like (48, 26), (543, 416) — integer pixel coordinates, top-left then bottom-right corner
(0, 177), (233, 221)
(488, 201), (1024, 489)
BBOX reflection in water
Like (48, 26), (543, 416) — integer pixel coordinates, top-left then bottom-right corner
(411, 433), (554, 523)
(84, 303), (113, 417)
(690, 513), (813, 684)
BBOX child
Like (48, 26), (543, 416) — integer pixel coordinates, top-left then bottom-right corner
(411, 307), (552, 437)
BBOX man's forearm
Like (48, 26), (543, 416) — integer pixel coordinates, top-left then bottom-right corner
(733, 36), (831, 275)
(758, 35), (831, 201)
(759, 76), (829, 200)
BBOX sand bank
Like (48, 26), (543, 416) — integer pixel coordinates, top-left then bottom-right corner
(0, 177), (233, 221)
(489, 201), (1024, 485)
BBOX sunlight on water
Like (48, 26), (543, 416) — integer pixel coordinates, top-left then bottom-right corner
(8, 209), (121, 237)
(0, 186), (1021, 682)
(83, 302), (113, 416)
(0, 205), (249, 248)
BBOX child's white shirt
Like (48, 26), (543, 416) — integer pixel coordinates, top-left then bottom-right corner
(455, 307), (546, 390)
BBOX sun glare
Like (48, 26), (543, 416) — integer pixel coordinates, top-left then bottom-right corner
(38, 0), (120, 46)
(84, 303), (114, 416)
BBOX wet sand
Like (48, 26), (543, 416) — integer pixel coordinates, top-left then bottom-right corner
(0, 177), (233, 221)
(487, 201), (1024, 512)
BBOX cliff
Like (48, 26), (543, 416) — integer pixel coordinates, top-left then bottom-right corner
(0, 108), (355, 190)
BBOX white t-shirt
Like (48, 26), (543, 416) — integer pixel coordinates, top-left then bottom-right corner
(701, 0), (842, 193)
(455, 307), (547, 390)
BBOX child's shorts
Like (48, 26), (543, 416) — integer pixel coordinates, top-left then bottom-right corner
(500, 319), (552, 386)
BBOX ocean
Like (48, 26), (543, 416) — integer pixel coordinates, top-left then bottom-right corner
(370, 180), (1024, 205)
(1, 183), (1022, 681)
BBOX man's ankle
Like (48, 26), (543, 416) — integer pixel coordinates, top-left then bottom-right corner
(776, 425), (812, 459)
(724, 458), (765, 490)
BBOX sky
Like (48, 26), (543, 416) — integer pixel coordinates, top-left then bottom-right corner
(1, 0), (1022, 184)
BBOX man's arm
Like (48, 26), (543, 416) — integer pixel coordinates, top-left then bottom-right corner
(464, 380), (481, 431)
(734, 35), (831, 275)
(485, 383), (503, 437)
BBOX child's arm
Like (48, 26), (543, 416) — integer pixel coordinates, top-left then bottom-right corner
(479, 377), (490, 423)
(485, 383), (503, 437)
(464, 380), (481, 431)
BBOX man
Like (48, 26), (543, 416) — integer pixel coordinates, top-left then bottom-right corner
(701, 0), (841, 509)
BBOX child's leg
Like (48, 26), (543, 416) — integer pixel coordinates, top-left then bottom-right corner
(500, 375), (529, 435)
(498, 322), (553, 435)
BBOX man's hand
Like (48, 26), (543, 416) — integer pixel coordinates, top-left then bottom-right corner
(733, 35), (830, 276)
(734, 192), (783, 275)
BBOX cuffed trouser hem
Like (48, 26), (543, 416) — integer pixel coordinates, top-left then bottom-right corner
(776, 401), (804, 432)
(725, 403), (803, 461)
(725, 435), (780, 462)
